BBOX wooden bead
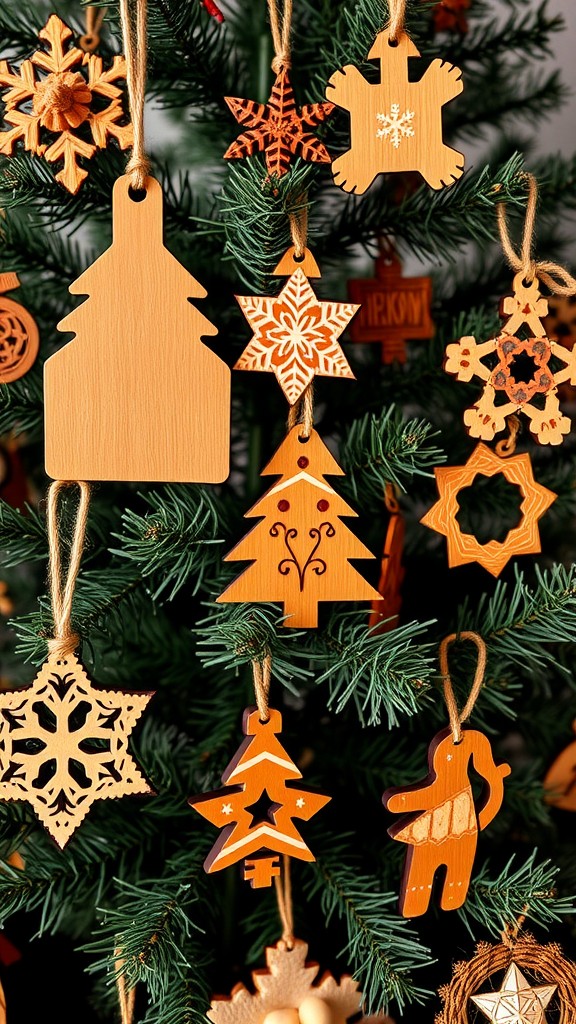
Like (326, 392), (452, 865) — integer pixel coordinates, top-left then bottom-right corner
(299, 996), (333, 1024)
(264, 1009), (301, 1024)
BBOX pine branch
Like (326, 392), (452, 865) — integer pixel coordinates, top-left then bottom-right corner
(0, 499), (47, 566)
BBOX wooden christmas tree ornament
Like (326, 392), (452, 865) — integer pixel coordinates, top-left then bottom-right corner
(0, 652), (153, 847)
(420, 443), (557, 576)
(189, 706), (331, 888)
(0, 14), (132, 194)
(217, 426), (381, 628)
(234, 246), (358, 405)
(44, 174), (231, 482)
(0, 272), (39, 383)
(368, 486), (405, 633)
(325, 27), (464, 194)
(445, 273), (576, 445)
(543, 719), (576, 811)
(435, 932), (575, 1024)
(348, 247), (434, 364)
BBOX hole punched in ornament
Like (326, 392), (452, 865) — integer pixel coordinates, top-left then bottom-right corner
(456, 472), (523, 545)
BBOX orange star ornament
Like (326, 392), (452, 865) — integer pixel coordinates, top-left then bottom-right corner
(420, 444), (556, 576)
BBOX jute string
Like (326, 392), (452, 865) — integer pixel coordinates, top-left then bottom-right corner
(287, 385), (314, 438)
(119, 0), (151, 189)
(274, 856), (295, 949)
(286, 194), (314, 436)
(388, 0), (406, 41)
(384, 481), (400, 514)
(497, 173), (576, 296)
(46, 481), (91, 661)
(289, 199), (308, 259)
(80, 5), (107, 52)
(501, 909), (528, 949)
(268, 0), (293, 73)
(253, 655), (272, 722)
(115, 950), (136, 1024)
(494, 413), (520, 458)
(439, 632), (486, 744)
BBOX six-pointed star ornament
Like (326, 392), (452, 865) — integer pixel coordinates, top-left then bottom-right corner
(471, 963), (556, 1024)
(224, 67), (334, 178)
(420, 443), (557, 576)
(235, 246), (358, 404)
(0, 654), (153, 847)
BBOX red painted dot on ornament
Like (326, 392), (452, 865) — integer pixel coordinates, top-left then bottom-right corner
(297, 456), (309, 468)
(278, 499), (290, 512)
(317, 499), (329, 512)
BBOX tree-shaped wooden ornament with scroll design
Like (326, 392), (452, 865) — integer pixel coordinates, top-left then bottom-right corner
(44, 174), (231, 483)
(326, 28), (464, 194)
(420, 443), (557, 576)
(217, 426), (381, 628)
(0, 653), (153, 847)
(189, 706), (331, 888)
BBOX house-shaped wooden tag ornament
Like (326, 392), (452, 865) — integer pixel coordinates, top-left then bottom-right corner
(44, 174), (231, 482)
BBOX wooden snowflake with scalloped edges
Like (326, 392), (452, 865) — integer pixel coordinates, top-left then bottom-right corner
(0, 14), (132, 194)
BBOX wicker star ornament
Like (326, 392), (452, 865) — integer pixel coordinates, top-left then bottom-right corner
(471, 963), (555, 1024)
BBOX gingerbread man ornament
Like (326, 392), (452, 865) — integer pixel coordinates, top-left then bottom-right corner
(326, 28), (464, 194)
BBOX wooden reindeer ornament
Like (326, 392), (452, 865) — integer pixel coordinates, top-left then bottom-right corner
(217, 425), (381, 628)
(383, 633), (511, 917)
(0, 272), (39, 383)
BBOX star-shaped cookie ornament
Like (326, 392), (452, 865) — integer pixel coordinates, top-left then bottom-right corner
(471, 963), (556, 1024)
(0, 654), (153, 847)
(224, 67), (334, 178)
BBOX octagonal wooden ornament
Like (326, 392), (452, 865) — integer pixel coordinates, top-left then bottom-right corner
(420, 443), (557, 576)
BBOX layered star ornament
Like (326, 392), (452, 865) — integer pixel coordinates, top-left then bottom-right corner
(0, 654), (153, 847)
(420, 443), (556, 576)
(235, 267), (358, 404)
(224, 67), (334, 178)
(471, 963), (556, 1024)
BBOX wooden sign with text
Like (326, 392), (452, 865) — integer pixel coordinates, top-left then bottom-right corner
(348, 253), (434, 364)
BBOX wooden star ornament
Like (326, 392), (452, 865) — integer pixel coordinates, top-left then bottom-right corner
(224, 67), (334, 178)
(472, 963), (556, 1024)
(0, 653), (153, 847)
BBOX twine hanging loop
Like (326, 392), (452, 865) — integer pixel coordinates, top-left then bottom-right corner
(119, 0), (151, 189)
(79, 5), (108, 53)
(439, 631), (487, 743)
(47, 481), (91, 661)
(388, 0), (407, 41)
(253, 655), (272, 722)
(115, 949), (137, 1024)
(274, 855), (295, 949)
(268, 0), (293, 73)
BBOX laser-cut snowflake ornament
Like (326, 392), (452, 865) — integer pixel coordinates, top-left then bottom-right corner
(444, 273), (576, 445)
(0, 653), (153, 847)
(0, 14), (132, 193)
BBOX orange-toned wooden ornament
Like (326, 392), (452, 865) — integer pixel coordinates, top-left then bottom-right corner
(0, 652), (153, 847)
(189, 706), (330, 888)
(543, 294), (576, 403)
(348, 248), (434, 364)
(383, 727), (511, 918)
(217, 426), (381, 628)
(445, 273), (576, 445)
(368, 486), (405, 633)
(0, 273), (39, 383)
(207, 938), (372, 1024)
(224, 68), (334, 178)
(234, 246), (358, 405)
(44, 174), (231, 482)
(420, 443), (556, 576)
(326, 28), (464, 194)
(0, 14), (132, 194)
(543, 719), (576, 811)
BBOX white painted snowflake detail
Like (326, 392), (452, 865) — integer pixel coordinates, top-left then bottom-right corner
(376, 104), (415, 148)
(222, 802), (233, 816)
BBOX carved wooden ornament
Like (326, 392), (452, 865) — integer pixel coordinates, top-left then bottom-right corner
(348, 250), (434, 364)
(189, 706), (331, 888)
(0, 14), (132, 194)
(217, 426), (381, 628)
(544, 719), (576, 811)
(207, 938), (365, 1024)
(0, 653), (153, 847)
(44, 174), (231, 483)
(0, 272), (39, 383)
(383, 726), (511, 918)
(326, 28), (464, 194)
(420, 443), (557, 576)
(445, 274), (576, 445)
(235, 247), (358, 405)
(472, 963), (556, 1024)
(224, 68), (334, 178)
(368, 509), (405, 633)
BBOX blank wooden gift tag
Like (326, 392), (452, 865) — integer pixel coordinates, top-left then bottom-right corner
(44, 175), (231, 483)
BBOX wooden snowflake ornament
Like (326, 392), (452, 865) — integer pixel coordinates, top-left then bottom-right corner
(189, 707), (330, 888)
(326, 28), (464, 194)
(0, 272), (39, 383)
(445, 274), (576, 445)
(0, 653), (152, 847)
(224, 68), (334, 178)
(217, 426), (381, 628)
(207, 939), (366, 1024)
(0, 14), (132, 194)
(235, 246), (358, 405)
(420, 443), (557, 576)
